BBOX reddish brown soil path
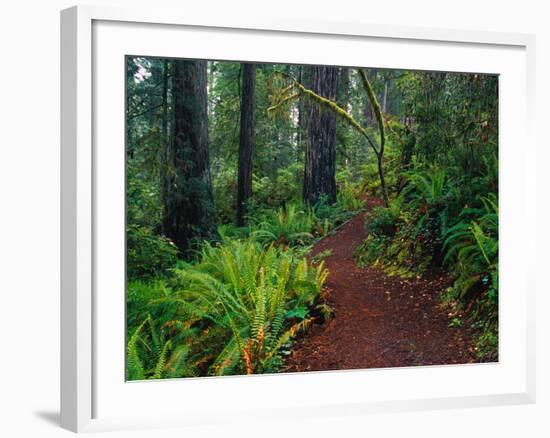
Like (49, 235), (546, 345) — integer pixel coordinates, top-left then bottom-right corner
(285, 198), (479, 372)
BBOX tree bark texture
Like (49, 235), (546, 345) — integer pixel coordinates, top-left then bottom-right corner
(303, 65), (339, 205)
(236, 63), (256, 226)
(162, 59), (216, 254)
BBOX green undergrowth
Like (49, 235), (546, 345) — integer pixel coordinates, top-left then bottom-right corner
(126, 184), (368, 380)
(127, 233), (331, 380)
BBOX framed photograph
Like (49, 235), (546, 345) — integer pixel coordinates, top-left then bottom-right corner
(61, 5), (536, 433)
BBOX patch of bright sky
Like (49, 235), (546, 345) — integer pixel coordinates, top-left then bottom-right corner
(133, 57), (152, 83)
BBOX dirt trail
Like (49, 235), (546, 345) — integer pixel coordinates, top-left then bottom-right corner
(285, 198), (478, 372)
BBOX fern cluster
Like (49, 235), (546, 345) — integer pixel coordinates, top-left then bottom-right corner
(443, 194), (498, 359)
(126, 236), (328, 379)
(126, 315), (198, 380)
(246, 199), (357, 248)
(356, 166), (451, 276)
(252, 204), (315, 247)
(444, 193), (498, 300)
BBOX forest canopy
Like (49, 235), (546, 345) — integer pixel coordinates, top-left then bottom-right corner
(126, 57), (498, 380)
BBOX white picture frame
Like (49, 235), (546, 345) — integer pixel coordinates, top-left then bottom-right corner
(60, 4), (536, 433)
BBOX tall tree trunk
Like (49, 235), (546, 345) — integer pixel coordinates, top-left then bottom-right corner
(303, 65), (338, 205)
(337, 67), (351, 167)
(382, 79), (389, 113)
(161, 59), (170, 155)
(208, 62), (222, 177)
(236, 63), (256, 226)
(296, 66), (304, 162)
(296, 66), (310, 163)
(162, 59), (216, 254)
(159, 60), (170, 231)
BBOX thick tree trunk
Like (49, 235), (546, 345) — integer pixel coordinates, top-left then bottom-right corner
(162, 59), (216, 254)
(303, 65), (338, 205)
(236, 63), (256, 226)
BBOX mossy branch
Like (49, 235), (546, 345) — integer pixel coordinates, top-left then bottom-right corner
(359, 69), (389, 206)
(267, 71), (380, 156)
(359, 69), (385, 150)
(267, 92), (300, 115)
(267, 69), (389, 206)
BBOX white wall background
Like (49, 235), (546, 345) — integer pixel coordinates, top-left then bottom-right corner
(0, 1), (546, 436)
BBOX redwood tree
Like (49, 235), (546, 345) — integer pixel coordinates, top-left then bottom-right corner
(303, 65), (339, 205)
(236, 63), (256, 226)
(162, 59), (216, 254)
(267, 68), (389, 207)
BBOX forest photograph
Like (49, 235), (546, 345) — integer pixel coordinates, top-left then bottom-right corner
(126, 56), (498, 380)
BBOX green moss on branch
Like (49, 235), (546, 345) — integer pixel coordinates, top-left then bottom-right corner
(359, 69), (385, 149)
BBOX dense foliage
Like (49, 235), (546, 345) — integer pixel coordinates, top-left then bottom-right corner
(126, 56), (499, 379)
(127, 237), (328, 378)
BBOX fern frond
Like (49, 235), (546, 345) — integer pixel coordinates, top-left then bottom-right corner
(126, 316), (149, 381)
(152, 340), (171, 379)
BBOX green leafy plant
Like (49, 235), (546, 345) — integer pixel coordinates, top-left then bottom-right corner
(443, 193), (498, 301)
(174, 238), (328, 375)
(127, 236), (329, 379)
(312, 249), (333, 263)
(443, 193), (498, 360)
(252, 204), (314, 247)
(336, 180), (364, 212)
(127, 225), (179, 279)
(126, 315), (198, 380)
(356, 166), (455, 276)
(448, 317), (463, 328)
(312, 195), (356, 236)
(251, 163), (302, 210)
(401, 165), (447, 208)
